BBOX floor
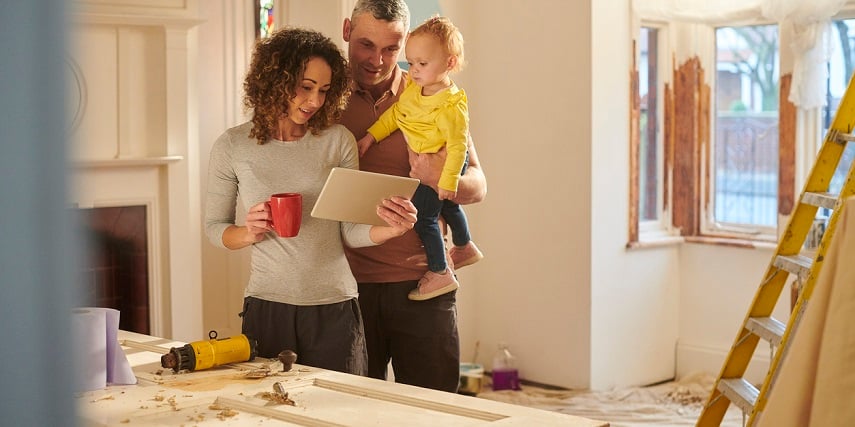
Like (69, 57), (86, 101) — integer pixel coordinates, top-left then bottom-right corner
(475, 372), (746, 427)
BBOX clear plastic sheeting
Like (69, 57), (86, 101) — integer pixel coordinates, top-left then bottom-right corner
(631, 0), (762, 24)
(632, 0), (847, 109)
(761, 0), (847, 109)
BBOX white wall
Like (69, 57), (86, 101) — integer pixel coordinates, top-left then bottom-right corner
(198, 0), (255, 341)
(590, 0), (682, 389)
(677, 244), (795, 384)
(441, 0), (682, 390)
(442, 0), (596, 389)
(193, 0), (781, 391)
(284, 0), (344, 49)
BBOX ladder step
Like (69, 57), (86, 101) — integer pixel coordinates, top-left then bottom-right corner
(773, 254), (813, 280)
(834, 130), (855, 143)
(745, 316), (786, 347)
(718, 378), (759, 414)
(801, 192), (838, 210)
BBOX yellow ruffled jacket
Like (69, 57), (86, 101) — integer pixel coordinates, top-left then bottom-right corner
(367, 77), (469, 192)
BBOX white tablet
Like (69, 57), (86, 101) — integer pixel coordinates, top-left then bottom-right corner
(310, 167), (420, 226)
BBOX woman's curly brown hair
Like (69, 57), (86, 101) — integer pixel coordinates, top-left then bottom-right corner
(244, 27), (351, 144)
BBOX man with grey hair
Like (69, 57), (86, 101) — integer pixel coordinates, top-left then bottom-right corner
(340, 0), (487, 393)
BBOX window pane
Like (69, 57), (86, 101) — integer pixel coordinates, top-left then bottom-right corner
(258, 0), (274, 39)
(825, 18), (855, 196)
(639, 27), (660, 222)
(714, 25), (779, 227)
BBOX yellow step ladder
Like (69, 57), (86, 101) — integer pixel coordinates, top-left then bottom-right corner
(696, 77), (855, 426)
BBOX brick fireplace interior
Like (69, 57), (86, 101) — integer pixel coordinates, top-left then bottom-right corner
(79, 205), (149, 334)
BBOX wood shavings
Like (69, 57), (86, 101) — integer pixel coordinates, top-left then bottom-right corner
(187, 413), (206, 422)
(167, 395), (179, 411)
(244, 367), (272, 378)
(119, 419), (130, 424)
(664, 386), (704, 406)
(90, 394), (115, 402)
(255, 391), (296, 406)
(255, 381), (297, 406)
(209, 402), (239, 421)
(151, 393), (179, 410)
(216, 408), (239, 420)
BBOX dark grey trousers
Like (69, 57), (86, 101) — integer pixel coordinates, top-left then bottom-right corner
(357, 280), (460, 393)
(240, 296), (367, 376)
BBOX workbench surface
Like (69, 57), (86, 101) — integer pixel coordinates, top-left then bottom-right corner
(76, 331), (608, 426)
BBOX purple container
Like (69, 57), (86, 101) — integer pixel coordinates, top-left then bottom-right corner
(492, 368), (520, 391)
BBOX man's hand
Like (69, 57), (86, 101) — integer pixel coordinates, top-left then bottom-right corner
(408, 136), (487, 205)
(408, 146), (445, 192)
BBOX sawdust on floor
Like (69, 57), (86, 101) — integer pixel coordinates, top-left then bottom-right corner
(475, 372), (746, 427)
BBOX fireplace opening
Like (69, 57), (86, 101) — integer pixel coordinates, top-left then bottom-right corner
(79, 205), (150, 334)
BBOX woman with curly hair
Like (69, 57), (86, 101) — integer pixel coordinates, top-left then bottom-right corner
(204, 27), (417, 375)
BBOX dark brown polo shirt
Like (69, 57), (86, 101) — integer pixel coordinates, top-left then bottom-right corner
(340, 66), (430, 282)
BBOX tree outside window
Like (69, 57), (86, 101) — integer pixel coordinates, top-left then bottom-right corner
(826, 19), (855, 196)
(713, 25), (779, 230)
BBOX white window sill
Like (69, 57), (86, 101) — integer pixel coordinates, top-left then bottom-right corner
(626, 234), (684, 249)
(684, 235), (777, 250)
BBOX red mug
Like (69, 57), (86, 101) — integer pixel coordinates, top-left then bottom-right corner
(269, 193), (302, 237)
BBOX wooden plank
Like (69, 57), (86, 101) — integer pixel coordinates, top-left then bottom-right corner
(672, 56), (705, 236)
(311, 378), (506, 421)
(215, 396), (347, 427)
(663, 80), (673, 213)
(76, 331), (609, 426)
(699, 68), (710, 213)
(629, 39), (640, 244)
(779, 74), (796, 216)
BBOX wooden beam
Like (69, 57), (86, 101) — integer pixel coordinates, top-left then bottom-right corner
(671, 56), (708, 236)
(779, 73), (796, 216)
(629, 39), (640, 244)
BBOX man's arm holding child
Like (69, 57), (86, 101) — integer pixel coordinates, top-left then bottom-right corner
(408, 134), (486, 205)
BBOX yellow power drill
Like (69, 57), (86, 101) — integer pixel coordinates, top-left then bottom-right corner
(161, 330), (258, 372)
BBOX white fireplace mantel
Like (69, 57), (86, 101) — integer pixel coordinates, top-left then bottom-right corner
(70, 0), (203, 342)
(73, 156), (184, 169)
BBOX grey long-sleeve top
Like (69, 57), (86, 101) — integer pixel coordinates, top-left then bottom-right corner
(205, 122), (375, 305)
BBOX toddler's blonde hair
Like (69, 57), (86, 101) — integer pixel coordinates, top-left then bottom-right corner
(410, 15), (465, 72)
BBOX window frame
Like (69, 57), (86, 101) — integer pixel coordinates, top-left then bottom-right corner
(639, 23), (672, 235)
(629, 20), (678, 246)
(630, 8), (855, 247)
(699, 20), (781, 242)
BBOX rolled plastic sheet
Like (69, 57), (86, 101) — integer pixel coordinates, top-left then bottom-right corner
(71, 307), (137, 391)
